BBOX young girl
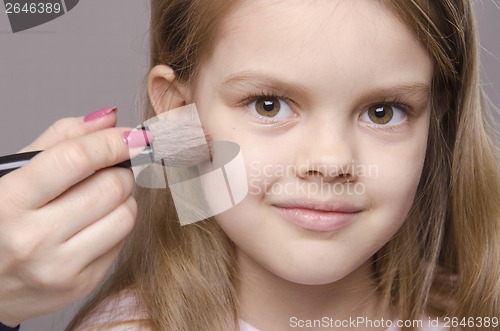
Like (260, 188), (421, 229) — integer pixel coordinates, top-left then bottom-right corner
(66, 0), (500, 330)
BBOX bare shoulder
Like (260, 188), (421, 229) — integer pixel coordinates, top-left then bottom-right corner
(74, 289), (152, 331)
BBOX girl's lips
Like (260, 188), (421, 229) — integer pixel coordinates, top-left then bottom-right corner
(271, 200), (363, 232)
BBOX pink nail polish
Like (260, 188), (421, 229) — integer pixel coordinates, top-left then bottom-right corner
(84, 107), (117, 122)
(123, 130), (154, 148)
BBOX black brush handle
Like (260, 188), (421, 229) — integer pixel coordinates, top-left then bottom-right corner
(0, 148), (154, 178)
(0, 151), (41, 177)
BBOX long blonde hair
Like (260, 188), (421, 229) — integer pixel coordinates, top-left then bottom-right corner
(67, 1), (500, 330)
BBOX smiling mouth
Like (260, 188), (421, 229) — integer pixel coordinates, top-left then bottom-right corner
(271, 200), (363, 232)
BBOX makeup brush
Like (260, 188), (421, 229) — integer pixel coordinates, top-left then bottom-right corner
(0, 118), (211, 178)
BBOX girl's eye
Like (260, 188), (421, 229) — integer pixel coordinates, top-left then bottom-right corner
(360, 104), (406, 126)
(248, 96), (294, 119)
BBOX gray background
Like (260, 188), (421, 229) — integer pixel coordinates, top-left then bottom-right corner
(0, 1), (499, 330)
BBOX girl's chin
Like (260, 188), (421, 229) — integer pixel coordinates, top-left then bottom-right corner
(279, 273), (348, 286)
(262, 259), (367, 286)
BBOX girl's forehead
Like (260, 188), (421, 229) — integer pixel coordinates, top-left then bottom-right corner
(221, 0), (405, 35)
(202, 0), (433, 95)
(216, 0), (425, 59)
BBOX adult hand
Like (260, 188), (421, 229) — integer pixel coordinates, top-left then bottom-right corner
(0, 108), (143, 327)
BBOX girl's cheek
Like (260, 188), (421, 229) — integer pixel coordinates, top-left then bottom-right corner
(362, 144), (426, 213)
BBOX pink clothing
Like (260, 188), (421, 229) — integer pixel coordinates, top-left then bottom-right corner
(76, 290), (256, 331)
(385, 322), (448, 331)
(75, 290), (448, 331)
(75, 290), (150, 331)
(240, 319), (448, 331)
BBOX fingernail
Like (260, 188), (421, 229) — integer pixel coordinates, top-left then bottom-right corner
(123, 130), (154, 148)
(84, 107), (117, 122)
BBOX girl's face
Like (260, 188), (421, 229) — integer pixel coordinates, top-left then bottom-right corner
(194, 0), (432, 285)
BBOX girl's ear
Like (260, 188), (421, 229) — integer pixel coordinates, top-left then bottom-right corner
(147, 65), (190, 115)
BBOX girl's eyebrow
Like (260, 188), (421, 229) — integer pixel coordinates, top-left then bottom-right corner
(219, 71), (430, 103)
(219, 72), (307, 96)
(366, 83), (431, 104)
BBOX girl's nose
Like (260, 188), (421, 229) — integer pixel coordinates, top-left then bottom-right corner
(295, 118), (358, 184)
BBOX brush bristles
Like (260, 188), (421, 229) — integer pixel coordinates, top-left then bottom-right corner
(147, 120), (211, 167)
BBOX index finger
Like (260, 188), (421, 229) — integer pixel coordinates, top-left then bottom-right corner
(19, 107), (117, 153)
(2, 127), (152, 209)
